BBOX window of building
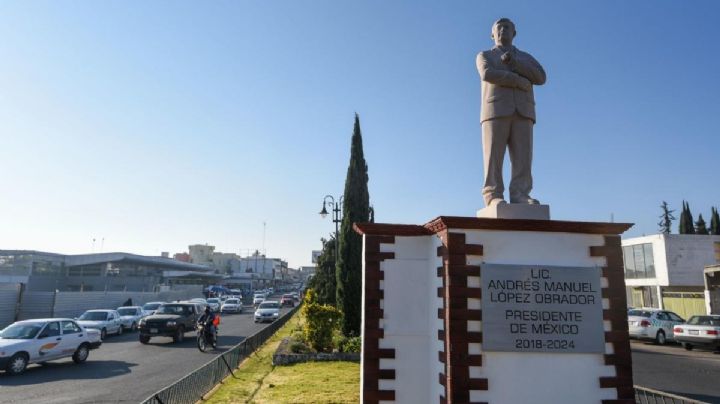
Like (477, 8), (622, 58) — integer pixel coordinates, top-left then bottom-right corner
(67, 265), (102, 277)
(31, 260), (63, 276)
(0, 254), (33, 276)
(624, 243), (655, 279)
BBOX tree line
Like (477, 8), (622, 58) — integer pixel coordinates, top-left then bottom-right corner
(658, 201), (720, 235)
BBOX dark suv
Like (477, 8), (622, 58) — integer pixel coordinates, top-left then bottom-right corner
(138, 303), (200, 344)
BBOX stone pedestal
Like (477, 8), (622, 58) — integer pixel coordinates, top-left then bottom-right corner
(476, 203), (550, 220)
(355, 216), (634, 404)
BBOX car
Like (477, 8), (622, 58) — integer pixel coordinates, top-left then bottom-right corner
(291, 292), (300, 302)
(254, 301), (281, 323)
(673, 315), (720, 351)
(221, 298), (243, 314)
(206, 298), (221, 312)
(0, 318), (102, 375)
(280, 294), (295, 307)
(76, 310), (124, 340)
(627, 308), (685, 345)
(253, 294), (265, 307)
(141, 301), (165, 316)
(116, 306), (145, 331)
(138, 302), (200, 344)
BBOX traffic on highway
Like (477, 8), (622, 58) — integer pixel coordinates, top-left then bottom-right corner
(0, 290), (297, 403)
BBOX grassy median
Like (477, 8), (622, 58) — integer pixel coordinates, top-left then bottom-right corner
(205, 309), (360, 404)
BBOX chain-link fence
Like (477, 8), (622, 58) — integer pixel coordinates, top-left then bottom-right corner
(635, 385), (711, 404)
(140, 304), (301, 404)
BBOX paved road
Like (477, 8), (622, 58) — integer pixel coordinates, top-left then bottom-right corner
(632, 339), (720, 403)
(0, 305), (292, 403)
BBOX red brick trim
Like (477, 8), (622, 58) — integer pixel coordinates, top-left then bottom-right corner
(363, 234), (396, 404)
(440, 232), (487, 404)
(355, 223), (433, 236)
(436, 231), (448, 403)
(425, 216), (633, 235)
(590, 235), (634, 401)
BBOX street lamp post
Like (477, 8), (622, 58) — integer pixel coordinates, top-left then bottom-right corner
(319, 195), (343, 259)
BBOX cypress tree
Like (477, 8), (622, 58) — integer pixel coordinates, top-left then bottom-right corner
(685, 202), (696, 234)
(679, 201), (688, 234)
(696, 214), (709, 235)
(711, 207), (720, 235)
(336, 113), (370, 336)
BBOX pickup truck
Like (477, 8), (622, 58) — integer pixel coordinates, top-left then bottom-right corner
(138, 303), (200, 344)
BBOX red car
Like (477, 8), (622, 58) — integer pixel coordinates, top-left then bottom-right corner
(280, 294), (295, 307)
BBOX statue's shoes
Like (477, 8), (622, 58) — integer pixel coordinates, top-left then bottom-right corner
(488, 198), (507, 207)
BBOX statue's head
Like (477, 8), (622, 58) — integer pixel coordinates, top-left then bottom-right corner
(491, 18), (516, 47)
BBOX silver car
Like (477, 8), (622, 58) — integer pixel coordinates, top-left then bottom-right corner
(674, 315), (720, 351)
(76, 310), (123, 340)
(221, 298), (243, 314)
(206, 298), (221, 312)
(0, 318), (102, 375)
(116, 306), (145, 332)
(254, 301), (280, 323)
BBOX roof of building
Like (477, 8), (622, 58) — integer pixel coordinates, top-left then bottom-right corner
(0, 250), (213, 272)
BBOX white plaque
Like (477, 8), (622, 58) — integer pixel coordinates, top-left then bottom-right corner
(480, 264), (605, 353)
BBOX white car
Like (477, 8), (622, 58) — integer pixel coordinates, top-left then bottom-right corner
(116, 306), (145, 331)
(76, 310), (124, 340)
(627, 308), (685, 345)
(206, 298), (221, 312)
(141, 301), (165, 316)
(221, 298), (243, 314)
(673, 315), (720, 351)
(0, 318), (102, 375)
(254, 301), (281, 323)
(253, 294), (265, 307)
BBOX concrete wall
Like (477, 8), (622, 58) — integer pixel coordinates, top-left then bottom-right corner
(369, 229), (620, 403)
(376, 236), (435, 403)
(665, 235), (720, 286)
(462, 229), (615, 403)
(0, 284), (20, 330)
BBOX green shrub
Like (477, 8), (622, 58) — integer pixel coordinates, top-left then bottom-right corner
(301, 289), (342, 352)
(338, 336), (361, 353)
(289, 340), (312, 354)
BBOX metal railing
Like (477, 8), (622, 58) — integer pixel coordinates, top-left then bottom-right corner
(139, 311), (713, 404)
(635, 385), (711, 404)
(140, 304), (301, 404)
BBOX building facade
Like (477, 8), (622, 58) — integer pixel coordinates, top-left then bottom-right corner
(0, 250), (218, 292)
(622, 234), (720, 319)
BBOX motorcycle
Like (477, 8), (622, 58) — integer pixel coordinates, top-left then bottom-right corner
(196, 322), (217, 352)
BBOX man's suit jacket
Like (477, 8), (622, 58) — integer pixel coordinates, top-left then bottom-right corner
(476, 46), (546, 123)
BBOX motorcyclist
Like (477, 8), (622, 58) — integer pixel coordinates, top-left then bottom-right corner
(198, 306), (217, 345)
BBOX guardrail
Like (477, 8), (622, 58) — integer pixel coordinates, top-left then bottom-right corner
(635, 385), (711, 404)
(141, 304), (301, 404)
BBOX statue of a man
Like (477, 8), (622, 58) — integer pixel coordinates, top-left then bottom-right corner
(477, 18), (546, 207)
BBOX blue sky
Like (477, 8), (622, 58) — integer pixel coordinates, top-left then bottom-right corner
(1, 1), (719, 267)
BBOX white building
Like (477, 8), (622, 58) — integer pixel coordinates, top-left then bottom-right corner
(188, 244), (215, 266)
(622, 233), (720, 319)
